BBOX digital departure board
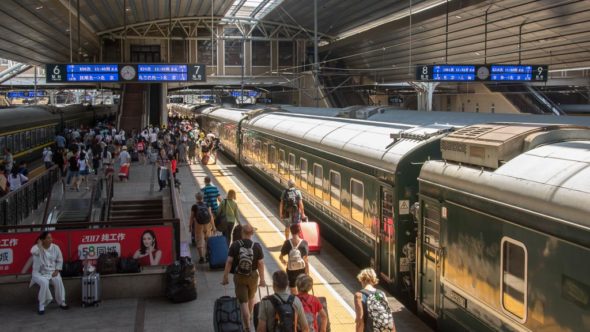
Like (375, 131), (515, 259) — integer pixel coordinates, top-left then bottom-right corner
(46, 63), (206, 83)
(6, 91), (46, 98)
(46, 64), (119, 83)
(416, 64), (548, 82)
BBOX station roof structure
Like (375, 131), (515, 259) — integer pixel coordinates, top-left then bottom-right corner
(0, 0), (588, 83)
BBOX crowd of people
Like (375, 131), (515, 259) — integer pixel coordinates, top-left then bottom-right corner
(18, 114), (394, 331)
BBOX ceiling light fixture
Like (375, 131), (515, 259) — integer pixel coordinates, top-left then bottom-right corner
(36, 5), (43, 10)
(455, 15), (461, 19)
(336, 0), (449, 41)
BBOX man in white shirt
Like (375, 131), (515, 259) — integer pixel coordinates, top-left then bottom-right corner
(29, 232), (68, 315)
(42, 148), (53, 169)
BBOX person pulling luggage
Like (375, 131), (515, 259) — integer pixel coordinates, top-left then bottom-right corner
(279, 179), (305, 240)
(256, 270), (309, 332)
(222, 225), (266, 331)
(190, 192), (214, 264)
(216, 189), (241, 246)
(296, 274), (328, 332)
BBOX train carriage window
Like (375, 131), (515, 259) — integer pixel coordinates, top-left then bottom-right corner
(288, 153), (296, 181)
(313, 164), (323, 198)
(350, 179), (364, 223)
(25, 131), (32, 150)
(501, 238), (527, 322)
(329, 171), (341, 210)
(254, 140), (262, 162)
(262, 143), (269, 165)
(269, 146), (276, 170)
(279, 149), (286, 176)
(298, 158), (308, 190)
(6, 135), (13, 153)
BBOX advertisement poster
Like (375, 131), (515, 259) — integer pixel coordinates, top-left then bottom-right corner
(0, 231), (69, 275)
(0, 226), (173, 275)
(69, 226), (174, 267)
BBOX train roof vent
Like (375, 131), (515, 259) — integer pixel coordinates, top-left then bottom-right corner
(440, 123), (583, 169)
(389, 124), (455, 146)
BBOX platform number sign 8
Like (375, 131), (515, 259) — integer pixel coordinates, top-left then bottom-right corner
(417, 65), (431, 80)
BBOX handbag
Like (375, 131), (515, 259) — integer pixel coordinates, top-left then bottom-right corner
(118, 257), (141, 273)
(97, 252), (119, 275)
(61, 260), (83, 277)
(214, 200), (228, 231)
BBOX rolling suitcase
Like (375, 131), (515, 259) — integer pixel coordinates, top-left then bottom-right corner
(207, 235), (228, 269)
(202, 154), (210, 165)
(300, 220), (321, 254)
(81, 272), (101, 307)
(317, 296), (331, 332)
(214, 295), (243, 332)
(254, 286), (272, 330)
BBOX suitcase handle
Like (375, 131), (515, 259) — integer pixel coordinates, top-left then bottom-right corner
(258, 285), (271, 300)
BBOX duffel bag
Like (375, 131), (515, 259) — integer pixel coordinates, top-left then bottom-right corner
(118, 257), (141, 273)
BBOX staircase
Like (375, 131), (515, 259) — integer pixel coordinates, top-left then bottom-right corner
(488, 83), (564, 115)
(109, 199), (163, 220)
(119, 83), (146, 132)
(57, 199), (91, 226)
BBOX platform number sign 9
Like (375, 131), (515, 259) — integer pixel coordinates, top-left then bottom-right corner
(534, 65), (548, 81)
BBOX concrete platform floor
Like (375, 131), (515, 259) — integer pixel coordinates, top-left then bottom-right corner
(1, 156), (432, 332)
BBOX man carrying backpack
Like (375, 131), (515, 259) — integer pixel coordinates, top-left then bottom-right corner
(279, 179), (305, 240)
(222, 224), (266, 331)
(257, 270), (309, 332)
(190, 192), (214, 264)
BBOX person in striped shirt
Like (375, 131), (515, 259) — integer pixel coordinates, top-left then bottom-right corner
(201, 176), (222, 214)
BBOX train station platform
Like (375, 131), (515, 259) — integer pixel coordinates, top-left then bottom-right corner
(0, 156), (431, 332)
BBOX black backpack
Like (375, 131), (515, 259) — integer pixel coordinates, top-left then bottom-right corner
(283, 189), (298, 212)
(268, 294), (297, 332)
(194, 202), (211, 225)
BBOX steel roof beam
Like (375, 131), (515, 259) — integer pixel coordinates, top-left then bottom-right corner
(97, 17), (334, 41)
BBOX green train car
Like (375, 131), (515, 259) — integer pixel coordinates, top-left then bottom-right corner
(201, 107), (465, 303)
(417, 124), (590, 331)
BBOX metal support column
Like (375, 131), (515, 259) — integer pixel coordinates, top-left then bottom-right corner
(313, 0), (319, 107)
(161, 83), (168, 127)
(414, 82), (439, 111)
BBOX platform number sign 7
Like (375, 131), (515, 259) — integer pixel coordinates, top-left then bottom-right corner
(189, 64), (206, 82)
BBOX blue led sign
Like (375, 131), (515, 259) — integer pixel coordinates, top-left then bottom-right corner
(67, 74), (119, 82)
(46, 63), (206, 83)
(138, 73), (188, 81)
(417, 64), (548, 82)
(137, 64), (187, 73)
(66, 64), (118, 73)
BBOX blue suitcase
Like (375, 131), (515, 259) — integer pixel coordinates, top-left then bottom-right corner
(208, 235), (228, 269)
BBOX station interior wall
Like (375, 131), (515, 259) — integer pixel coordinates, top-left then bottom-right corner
(433, 84), (519, 113)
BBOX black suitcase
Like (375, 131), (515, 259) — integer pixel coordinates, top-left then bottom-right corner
(214, 296), (243, 332)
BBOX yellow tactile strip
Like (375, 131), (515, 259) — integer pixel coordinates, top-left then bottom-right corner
(194, 162), (356, 330)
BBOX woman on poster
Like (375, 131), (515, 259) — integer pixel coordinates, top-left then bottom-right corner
(133, 230), (162, 266)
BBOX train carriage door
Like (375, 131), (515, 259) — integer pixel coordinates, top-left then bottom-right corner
(378, 187), (395, 283)
(419, 199), (442, 317)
